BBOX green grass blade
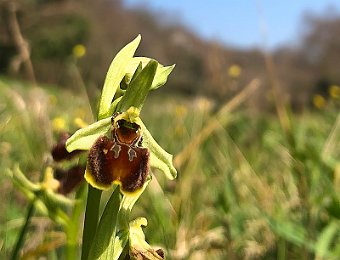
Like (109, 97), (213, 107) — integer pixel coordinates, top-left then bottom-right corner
(10, 201), (35, 260)
(65, 184), (86, 260)
(315, 220), (339, 258)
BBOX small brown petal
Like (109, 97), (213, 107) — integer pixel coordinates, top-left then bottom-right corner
(54, 165), (85, 194)
(52, 132), (84, 162)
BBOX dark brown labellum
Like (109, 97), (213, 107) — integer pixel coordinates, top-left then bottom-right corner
(86, 118), (150, 193)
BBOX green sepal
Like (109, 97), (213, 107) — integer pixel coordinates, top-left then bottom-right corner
(66, 117), (112, 152)
(98, 35), (141, 119)
(43, 189), (76, 208)
(140, 121), (177, 180)
(6, 165), (40, 192)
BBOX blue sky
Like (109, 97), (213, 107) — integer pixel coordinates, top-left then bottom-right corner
(123, 0), (340, 49)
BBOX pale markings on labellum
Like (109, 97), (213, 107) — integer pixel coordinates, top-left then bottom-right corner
(128, 148), (137, 162)
(111, 143), (122, 159)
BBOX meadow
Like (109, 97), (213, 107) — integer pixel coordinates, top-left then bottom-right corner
(0, 75), (339, 259)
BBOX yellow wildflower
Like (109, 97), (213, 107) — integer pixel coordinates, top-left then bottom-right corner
(72, 44), (86, 58)
(49, 95), (57, 106)
(313, 94), (326, 109)
(228, 64), (241, 78)
(41, 167), (60, 191)
(74, 117), (88, 128)
(329, 85), (340, 99)
(175, 105), (187, 118)
(52, 117), (66, 131)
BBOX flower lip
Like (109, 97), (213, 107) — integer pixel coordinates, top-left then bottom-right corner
(85, 110), (150, 193)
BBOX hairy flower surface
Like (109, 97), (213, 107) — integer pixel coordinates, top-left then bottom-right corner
(85, 109), (150, 194)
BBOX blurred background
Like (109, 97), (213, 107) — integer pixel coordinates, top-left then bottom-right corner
(0, 0), (340, 259)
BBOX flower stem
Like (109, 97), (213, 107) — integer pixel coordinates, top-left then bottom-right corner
(11, 200), (35, 260)
(81, 184), (102, 260)
(66, 183), (86, 259)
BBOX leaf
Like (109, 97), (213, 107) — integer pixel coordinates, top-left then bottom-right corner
(326, 197), (340, 219)
(266, 217), (314, 250)
(141, 122), (177, 180)
(65, 117), (112, 152)
(315, 220), (339, 258)
(112, 230), (129, 260)
(88, 188), (122, 260)
(127, 57), (175, 90)
(117, 60), (158, 112)
(98, 35), (141, 119)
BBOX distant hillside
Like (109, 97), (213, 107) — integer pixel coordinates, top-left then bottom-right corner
(1, 0), (340, 110)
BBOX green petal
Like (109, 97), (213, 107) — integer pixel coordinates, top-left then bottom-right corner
(141, 122), (177, 180)
(65, 117), (112, 152)
(127, 57), (175, 90)
(98, 35), (141, 119)
(117, 60), (158, 112)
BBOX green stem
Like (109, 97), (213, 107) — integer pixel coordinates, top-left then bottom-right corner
(278, 237), (286, 260)
(11, 200), (35, 260)
(81, 185), (102, 260)
(66, 184), (86, 260)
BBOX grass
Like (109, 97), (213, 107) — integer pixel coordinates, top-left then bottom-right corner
(0, 76), (339, 259)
